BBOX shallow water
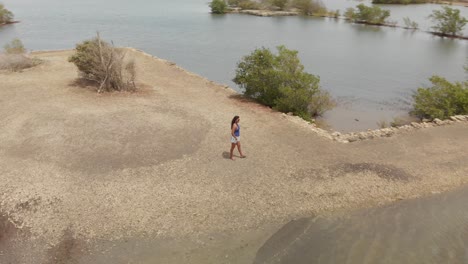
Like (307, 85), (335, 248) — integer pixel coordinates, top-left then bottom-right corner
(0, 0), (467, 131)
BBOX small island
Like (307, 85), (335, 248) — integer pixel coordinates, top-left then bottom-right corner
(0, 4), (18, 26)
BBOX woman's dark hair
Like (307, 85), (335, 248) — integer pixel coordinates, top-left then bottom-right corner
(231, 116), (239, 129)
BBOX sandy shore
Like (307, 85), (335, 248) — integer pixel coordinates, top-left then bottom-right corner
(1, 49), (467, 263)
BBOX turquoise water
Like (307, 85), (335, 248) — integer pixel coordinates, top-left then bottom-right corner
(1, 0), (467, 131)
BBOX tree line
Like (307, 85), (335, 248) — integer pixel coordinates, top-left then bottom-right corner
(210, 0), (468, 37)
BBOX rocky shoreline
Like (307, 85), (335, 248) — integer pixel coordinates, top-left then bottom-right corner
(282, 113), (468, 143)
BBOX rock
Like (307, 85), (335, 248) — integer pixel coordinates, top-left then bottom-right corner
(347, 135), (359, 142)
(422, 118), (431, 122)
(287, 112), (293, 116)
(331, 132), (341, 137)
(411, 122), (421, 128)
(358, 132), (367, 140)
(433, 118), (443, 125)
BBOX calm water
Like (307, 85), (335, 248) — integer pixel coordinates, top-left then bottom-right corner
(1, 0), (467, 131)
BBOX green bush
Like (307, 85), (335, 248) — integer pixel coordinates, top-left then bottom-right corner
(228, 0), (241, 6)
(3, 38), (26, 54)
(270, 0), (289, 10)
(233, 46), (333, 119)
(403, 17), (419, 29)
(209, 0), (227, 14)
(0, 4), (13, 24)
(68, 34), (136, 93)
(292, 0), (326, 15)
(307, 89), (335, 116)
(334, 9), (341, 18)
(429, 6), (467, 36)
(238, 0), (261, 10)
(348, 4), (391, 24)
(411, 76), (468, 120)
(372, 0), (426, 4)
(344, 8), (355, 20)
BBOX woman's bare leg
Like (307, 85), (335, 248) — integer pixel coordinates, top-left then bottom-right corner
(237, 142), (245, 158)
(230, 143), (236, 160)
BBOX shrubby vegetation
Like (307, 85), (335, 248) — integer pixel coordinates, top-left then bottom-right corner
(403, 17), (419, 29)
(345, 4), (391, 25)
(209, 0), (227, 14)
(227, 0), (241, 6)
(238, 0), (261, 10)
(372, 0), (426, 4)
(411, 76), (468, 120)
(68, 34), (137, 93)
(233, 46), (334, 119)
(429, 6), (467, 36)
(4, 38), (26, 54)
(0, 39), (40, 71)
(292, 0), (327, 16)
(225, 0), (329, 15)
(270, 0), (288, 10)
(0, 4), (13, 24)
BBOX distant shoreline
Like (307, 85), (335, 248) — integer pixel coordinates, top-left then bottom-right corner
(225, 8), (467, 40)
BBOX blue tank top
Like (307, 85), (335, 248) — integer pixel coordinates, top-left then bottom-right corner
(234, 124), (240, 136)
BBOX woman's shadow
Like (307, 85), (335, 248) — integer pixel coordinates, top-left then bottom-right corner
(222, 151), (231, 159)
(222, 152), (245, 159)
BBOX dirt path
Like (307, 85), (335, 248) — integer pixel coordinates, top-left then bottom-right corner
(1, 49), (467, 263)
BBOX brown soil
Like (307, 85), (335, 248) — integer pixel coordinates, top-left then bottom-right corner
(1, 49), (467, 263)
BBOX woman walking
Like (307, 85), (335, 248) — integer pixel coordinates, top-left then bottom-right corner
(230, 116), (246, 160)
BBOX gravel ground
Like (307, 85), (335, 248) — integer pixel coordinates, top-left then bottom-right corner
(0, 49), (467, 263)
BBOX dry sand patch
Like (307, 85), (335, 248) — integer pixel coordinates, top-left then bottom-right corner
(0, 49), (467, 263)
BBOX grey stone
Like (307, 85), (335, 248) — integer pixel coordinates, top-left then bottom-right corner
(331, 132), (341, 137)
(433, 118), (443, 125)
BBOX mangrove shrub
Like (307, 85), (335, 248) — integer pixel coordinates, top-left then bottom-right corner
(292, 0), (326, 16)
(0, 4), (14, 24)
(209, 0), (227, 14)
(270, 0), (288, 10)
(233, 46), (334, 119)
(238, 0), (261, 10)
(411, 76), (468, 120)
(403, 17), (418, 29)
(429, 6), (467, 36)
(0, 4), (13, 24)
(347, 4), (391, 25)
(372, 0), (426, 4)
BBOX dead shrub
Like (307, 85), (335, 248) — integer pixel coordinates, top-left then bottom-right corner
(68, 33), (137, 93)
(4, 38), (26, 54)
(0, 53), (40, 71)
